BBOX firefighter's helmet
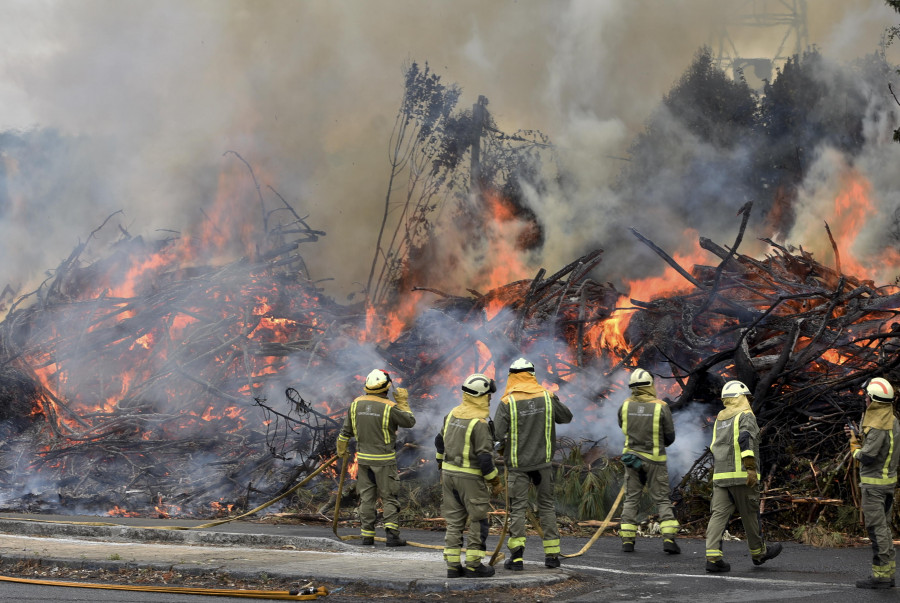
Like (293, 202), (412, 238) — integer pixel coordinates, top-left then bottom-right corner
(628, 368), (654, 388)
(509, 357), (535, 373)
(721, 380), (751, 399)
(461, 373), (497, 396)
(364, 369), (391, 393)
(865, 377), (894, 403)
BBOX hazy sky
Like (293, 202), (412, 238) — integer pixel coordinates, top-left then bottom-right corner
(1, 0), (898, 299)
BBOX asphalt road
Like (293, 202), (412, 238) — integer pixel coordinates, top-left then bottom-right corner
(0, 513), (893, 602)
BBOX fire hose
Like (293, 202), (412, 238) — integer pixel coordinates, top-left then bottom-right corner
(330, 455), (445, 550)
(488, 465), (509, 566)
(0, 457), (342, 599)
(561, 483), (625, 558)
(0, 574), (328, 599)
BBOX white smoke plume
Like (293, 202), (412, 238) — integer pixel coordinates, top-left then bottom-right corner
(1, 0), (898, 301)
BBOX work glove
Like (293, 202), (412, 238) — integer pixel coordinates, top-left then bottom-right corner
(743, 456), (758, 487)
(746, 469), (758, 488)
(488, 476), (504, 498)
(336, 438), (349, 458)
(849, 433), (861, 453)
(393, 387), (412, 413)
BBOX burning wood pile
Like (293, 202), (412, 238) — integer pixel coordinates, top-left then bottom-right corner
(0, 193), (897, 532)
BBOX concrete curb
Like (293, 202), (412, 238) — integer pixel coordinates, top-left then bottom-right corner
(0, 519), (353, 551)
(0, 519), (572, 593)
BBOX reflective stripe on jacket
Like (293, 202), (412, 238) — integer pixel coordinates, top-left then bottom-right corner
(337, 394), (415, 466)
(710, 409), (758, 486)
(436, 413), (498, 481)
(618, 398), (675, 463)
(493, 390), (573, 471)
(853, 418), (900, 486)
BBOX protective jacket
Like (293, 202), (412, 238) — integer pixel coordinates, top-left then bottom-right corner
(617, 384), (675, 464)
(710, 394), (759, 487)
(435, 392), (498, 482)
(338, 393), (416, 466)
(853, 405), (900, 487)
(494, 372), (573, 471)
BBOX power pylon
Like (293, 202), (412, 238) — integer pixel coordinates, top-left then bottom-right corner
(713, 0), (809, 87)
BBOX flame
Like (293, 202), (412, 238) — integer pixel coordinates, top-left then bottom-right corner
(809, 169), (900, 282)
(108, 505), (140, 517)
(586, 232), (707, 362)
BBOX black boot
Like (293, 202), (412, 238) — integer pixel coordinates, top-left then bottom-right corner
(446, 565), (464, 578)
(663, 539), (681, 554)
(545, 555), (561, 568)
(504, 547), (524, 571)
(855, 576), (893, 589)
(466, 563), (495, 578)
(752, 542), (782, 566)
(706, 558), (731, 573)
(622, 541), (635, 553)
(385, 528), (407, 547)
(360, 536), (375, 546)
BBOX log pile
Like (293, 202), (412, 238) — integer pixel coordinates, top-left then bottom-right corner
(0, 197), (897, 529)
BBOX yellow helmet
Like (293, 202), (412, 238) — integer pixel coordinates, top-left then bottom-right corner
(628, 368), (654, 388)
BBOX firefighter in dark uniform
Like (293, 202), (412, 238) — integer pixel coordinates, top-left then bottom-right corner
(337, 368), (415, 547)
(435, 373), (502, 578)
(845, 377), (899, 589)
(617, 368), (680, 554)
(705, 380), (782, 572)
(493, 357), (573, 570)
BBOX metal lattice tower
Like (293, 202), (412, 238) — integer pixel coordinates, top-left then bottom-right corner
(714, 0), (809, 87)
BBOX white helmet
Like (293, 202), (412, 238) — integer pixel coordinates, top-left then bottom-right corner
(865, 377), (894, 403)
(461, 373), (497, 396)
(721, 380), (751, 399)
(364, 369), (391, 393)
(509, 357), (535, 374)
(628, 368), (654, 388)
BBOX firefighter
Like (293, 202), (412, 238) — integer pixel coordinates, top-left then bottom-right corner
(493, 357), (573, 570)
(617, 368), (680, 554)
(434, 373), (503, 578)
(845, 377), (898, 589)
(336, 368), (415, 547)
(704, 380), (782, 572)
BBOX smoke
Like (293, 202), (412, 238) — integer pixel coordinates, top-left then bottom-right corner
(1, 0), (898, 300)
(1, 1), (899, 509)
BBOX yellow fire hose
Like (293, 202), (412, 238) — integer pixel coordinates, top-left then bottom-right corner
(0, 457), (342, 599)
(488, 466), (509, 566)
(560, 483), (625, 558)
(0, 574), (328, 599)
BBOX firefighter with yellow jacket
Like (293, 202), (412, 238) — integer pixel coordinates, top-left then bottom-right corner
(617, 368), (680, 554)
(337, 369), (415, 547)
(845, 377), (899, 589)
(493, 357), (573, 570)
(704, 380), (782, 572)
(435, 373), (503, 578)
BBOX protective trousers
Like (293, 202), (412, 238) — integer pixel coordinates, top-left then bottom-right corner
(507, 467), (561, 556)
(705, 483), (766, 561)
(620, 462), (679, 544)
(356, 463), (401, 539)
(442, 472), (490, 569)
(861, 484), (897, 580)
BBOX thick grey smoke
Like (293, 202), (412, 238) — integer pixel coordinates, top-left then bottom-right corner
(1, 0), (898, 302)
